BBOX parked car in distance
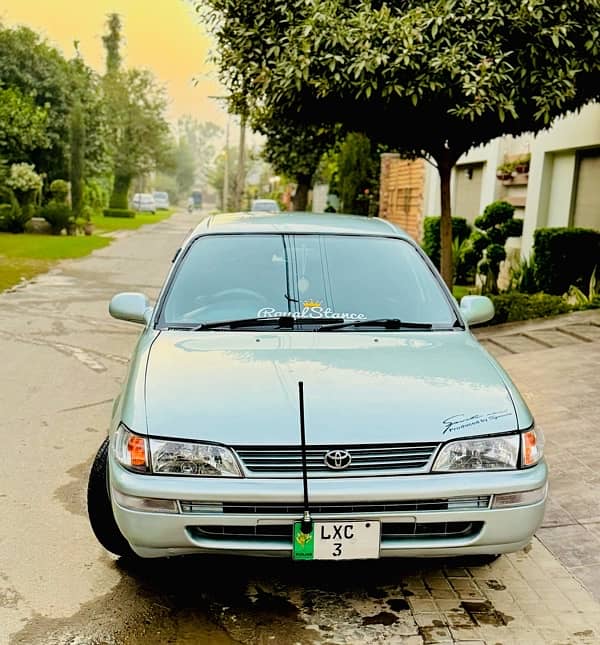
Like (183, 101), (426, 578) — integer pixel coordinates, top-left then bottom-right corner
(251, 198), (280, 212)
(153, 191), (170, 210)
(132, 193), (156, 213)
(88, 212), (547, 562)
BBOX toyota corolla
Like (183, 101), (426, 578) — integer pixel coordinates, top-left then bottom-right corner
(87, 212), (547, 561)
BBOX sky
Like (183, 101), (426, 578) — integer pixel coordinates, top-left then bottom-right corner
(0, 0), (228, 128)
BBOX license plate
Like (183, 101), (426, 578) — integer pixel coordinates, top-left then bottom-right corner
(293, 521), (380, 560)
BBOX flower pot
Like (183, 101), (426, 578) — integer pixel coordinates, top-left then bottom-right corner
(83, 223), (94, 236)
(496, 172), (512, 181)
(515, 163), (529, 174)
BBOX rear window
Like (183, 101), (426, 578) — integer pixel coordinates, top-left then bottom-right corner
(159, 234), (455, 328)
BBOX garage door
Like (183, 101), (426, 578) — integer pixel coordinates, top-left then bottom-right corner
(572, 149), (600, 230)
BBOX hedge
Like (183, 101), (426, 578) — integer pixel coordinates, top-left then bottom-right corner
(489, 292), (571, 325)
(422, 216), (471, 268)
(103, 208), (135, 219)
(533, 228), (600, 295)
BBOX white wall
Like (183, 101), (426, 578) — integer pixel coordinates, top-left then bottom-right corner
(521, 103), (600, 256)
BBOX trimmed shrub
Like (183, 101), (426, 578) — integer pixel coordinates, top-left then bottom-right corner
(49, 179), (70, 203)
(103, 208), (135, 218)
(489, 292), (570, 325)
(40, 202), (73, 235)
(533, 228), (600, 295)
(422, 216), (471, 268)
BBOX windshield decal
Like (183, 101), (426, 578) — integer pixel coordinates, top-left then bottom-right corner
(258, 300), (367, 320)
(442, 410), (512, 434)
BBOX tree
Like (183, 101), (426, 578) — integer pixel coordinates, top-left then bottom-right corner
(201, 0), (600, 287)
(336, 132), (380, 215)
(177, 116), (222, 191)
(0, 24), (72, 180)
(259, 118), (338, 210)
(0, 88), (50, 163)
(101, 15), (171, 208)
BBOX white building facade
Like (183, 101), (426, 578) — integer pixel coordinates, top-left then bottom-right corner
(422, 103), (600, 257)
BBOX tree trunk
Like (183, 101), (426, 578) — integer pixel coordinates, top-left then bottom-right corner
(437, 157), (454, 289)
(293, 174), (311, 211)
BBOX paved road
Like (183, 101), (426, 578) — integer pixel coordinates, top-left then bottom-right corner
(1, 211), (600, 645)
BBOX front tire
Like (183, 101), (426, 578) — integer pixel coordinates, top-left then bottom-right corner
(87, 437), (134, 557)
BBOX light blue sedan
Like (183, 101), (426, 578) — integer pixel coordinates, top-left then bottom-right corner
(87, 212), (546, 561)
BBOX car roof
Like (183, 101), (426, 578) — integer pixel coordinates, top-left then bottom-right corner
(186, 212), (409, 241)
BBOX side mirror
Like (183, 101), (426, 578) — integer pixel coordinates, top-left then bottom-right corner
(460, 295), (494, 326)
(109, 292), (153, 325)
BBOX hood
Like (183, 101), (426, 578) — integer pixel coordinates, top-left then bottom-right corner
(144, 331), (521, 445)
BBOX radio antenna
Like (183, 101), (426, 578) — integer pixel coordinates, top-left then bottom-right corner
(298, 381), (312, 534)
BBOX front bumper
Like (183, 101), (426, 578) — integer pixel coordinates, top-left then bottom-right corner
(109, 459), (547, 558)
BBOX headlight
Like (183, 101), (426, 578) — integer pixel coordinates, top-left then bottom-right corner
(113, 424), (242, 477)
(432, 435), (520, 471)
(149, 438), (242, 477)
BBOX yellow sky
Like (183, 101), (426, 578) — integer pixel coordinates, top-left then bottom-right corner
(0, 0), (227, 127)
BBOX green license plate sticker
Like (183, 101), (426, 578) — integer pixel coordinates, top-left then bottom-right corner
(293, 522), (314, 560)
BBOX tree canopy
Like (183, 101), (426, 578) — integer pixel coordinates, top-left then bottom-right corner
(202, 0), (600, 284)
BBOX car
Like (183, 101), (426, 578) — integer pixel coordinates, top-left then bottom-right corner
(251, 198), (280, 212)
(152, 191), (170, 210)
(87, 212), (547, 561)
(132, 193), (156, 213)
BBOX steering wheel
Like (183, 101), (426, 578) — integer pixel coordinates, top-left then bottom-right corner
(205, 288), (268, 304)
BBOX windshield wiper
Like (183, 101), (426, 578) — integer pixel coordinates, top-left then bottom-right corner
(193, 316), (340, 331)
(317, 318), (434, 332)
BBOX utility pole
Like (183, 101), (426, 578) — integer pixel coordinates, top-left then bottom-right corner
(222, 114), (230, 212)
(235, 114), (246, 211)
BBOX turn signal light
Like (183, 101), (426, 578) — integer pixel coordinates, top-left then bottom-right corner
(521, 427), (544, 467)
(128, 435), (147, 467)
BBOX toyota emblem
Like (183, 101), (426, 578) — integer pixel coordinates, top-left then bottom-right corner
(324, 449), (352, 470)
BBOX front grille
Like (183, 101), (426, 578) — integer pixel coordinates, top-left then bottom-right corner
(218, 497), (491, 515)
(189, 521), (483, 541)
(234, 443), (439, 476)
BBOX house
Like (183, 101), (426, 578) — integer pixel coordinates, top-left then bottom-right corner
(378, 103), (600, 258)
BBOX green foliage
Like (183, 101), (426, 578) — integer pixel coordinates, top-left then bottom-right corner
(102, 14), (122, 76)
(0, 87), (50, 162)
(109, 174), (131, 210)
(40, 202), (73, 235)
(49, 180), (69, 203)
(69, 101), (85, 217)
(566, 267), (600, 309)
(467, 200), (521, 293)
(83, 179), (110, 215)
(103, 208), (135, 218)
(201, 0), (599, 285)
(0, 191), (30, 233)
(533, 227), (600, 295)
(508, 254), (538, 294)
(422, 216), (471, 269)
(337, 133), (378, 215)
(489, 292), (571, 325)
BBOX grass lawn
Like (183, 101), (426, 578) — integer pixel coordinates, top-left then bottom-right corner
(90, 209), (174, 232)
(0, 234), (111, 292)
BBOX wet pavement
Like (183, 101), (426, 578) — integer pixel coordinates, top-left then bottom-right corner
(1, 210), (600, 645)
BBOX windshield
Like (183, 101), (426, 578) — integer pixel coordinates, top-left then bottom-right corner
(159, 234), (456, 328)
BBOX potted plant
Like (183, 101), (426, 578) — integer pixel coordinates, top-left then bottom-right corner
(496, 161), (515, 181)
(515, 153), (531, 174)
